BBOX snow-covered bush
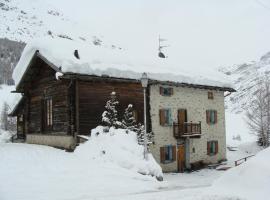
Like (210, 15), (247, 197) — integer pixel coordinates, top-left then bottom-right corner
(122, 104), (137, 131)
(102, 91), (122, 129)
(75, 126), (163, 180)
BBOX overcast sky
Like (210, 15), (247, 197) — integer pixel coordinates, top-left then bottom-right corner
(51, 0), (270, 73)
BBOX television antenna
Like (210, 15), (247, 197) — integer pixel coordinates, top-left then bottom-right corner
(158, 35), (169, 58)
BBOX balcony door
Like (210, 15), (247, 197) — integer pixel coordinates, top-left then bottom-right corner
(178, 109), (187, 134)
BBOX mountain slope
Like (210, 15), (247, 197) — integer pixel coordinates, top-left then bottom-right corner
(0, 0), (71, 42)
(221, 52), (270, 114)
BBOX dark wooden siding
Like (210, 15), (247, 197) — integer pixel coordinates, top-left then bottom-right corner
(77, 80), (145, 135)
(26, 59), (70, 134)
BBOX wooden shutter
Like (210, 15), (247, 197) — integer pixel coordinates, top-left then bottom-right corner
(215, 141), (218, 154)
(159, 109), (165, 126)
(214, 111), (217, 124)
(170, 88), (174, 96)
(159, 87), (164, 95)
(40, 99), (44, 132)
(168, 109), (172, 125)
(206, 110), (210, 124)
(160, 147), (165, 163)
(172, 145), (176, 161)
(207, 142), (210, 155)
(208, 91), (213, 99)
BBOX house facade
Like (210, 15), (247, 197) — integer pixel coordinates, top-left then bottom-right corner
(10, 50), (235, 172)
(149, 84), (227, 172)
(10, 52), (145, 149)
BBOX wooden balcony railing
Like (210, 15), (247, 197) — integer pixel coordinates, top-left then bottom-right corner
(173, 121), (201, 139)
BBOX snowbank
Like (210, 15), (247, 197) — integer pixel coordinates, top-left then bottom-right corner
(75, 126), (163, 180)
(208, 147), (270, 200)
(0, 130), (13, 143)
(13, 37), (233, 89)
(0, 143), (161, 200)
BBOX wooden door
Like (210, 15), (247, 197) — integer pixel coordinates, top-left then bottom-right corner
(178, 109), (187, 134)
(178, 144), (185, 172)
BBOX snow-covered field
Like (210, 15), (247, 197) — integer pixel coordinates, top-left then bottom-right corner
(0, 134), (263, 200)
(0, 143), (161, 200)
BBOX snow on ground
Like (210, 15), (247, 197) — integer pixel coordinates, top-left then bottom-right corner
(0, 143), (161, 200)
(209, 147), (270, 200)
(0, 142), (239, 200)
(13, 36), (233, 89)
(0, 129), (13, 143)
(0, 137), (263, 200)
(224, 141), (262, 168)
(225, 111), (256, 147)
(163, 169), (223, 190)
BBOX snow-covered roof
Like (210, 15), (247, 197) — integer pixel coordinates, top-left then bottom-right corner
(13, 37), (234, 90)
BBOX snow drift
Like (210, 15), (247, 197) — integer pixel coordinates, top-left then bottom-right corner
(0, 130), (13, 143)
(75, 126), (163, 180)
(209, 147), (270, 200)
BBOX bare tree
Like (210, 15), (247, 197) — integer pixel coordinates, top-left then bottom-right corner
(1, 102), (9, 130)
(0, 102), (16, 132)
(246, 77), (270, 147)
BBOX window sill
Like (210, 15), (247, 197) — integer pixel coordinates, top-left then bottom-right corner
(208, 153), (218, 157)
(160, 95), (173, 97)
(162, 160), (174, 164)
(160, 124), (173, 127)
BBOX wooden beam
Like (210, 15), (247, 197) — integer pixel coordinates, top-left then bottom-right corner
(75, 79), (79, 136)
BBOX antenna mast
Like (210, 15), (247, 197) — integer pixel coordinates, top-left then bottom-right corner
(158, 35), (169, 58)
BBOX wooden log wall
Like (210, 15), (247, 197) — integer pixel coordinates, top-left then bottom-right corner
(77, 80), (145, 135)
(26, 58), (70, 134)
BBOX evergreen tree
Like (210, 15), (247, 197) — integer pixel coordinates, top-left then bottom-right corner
(102, 91), (122, 128)
(136, 123), (154, 146)
(136, 123), (145, 145)
(122, 104), (137, 131)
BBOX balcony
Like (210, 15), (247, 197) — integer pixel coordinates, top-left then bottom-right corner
(173, 121), (201, 139)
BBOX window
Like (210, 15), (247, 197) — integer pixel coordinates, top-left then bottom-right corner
(207, 141), (218, 156)
(159, 109), (172, 126)
(208, 91), (214, 99)
(45, 98), (53, 127)
(160, 87), (173, 96)
(18, 115), (23, 122)
(160, 145), (176, 163)
(206, 110), (217, 124)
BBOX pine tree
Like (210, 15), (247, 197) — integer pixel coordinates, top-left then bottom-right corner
(136, 123), (145, 145)
(102, 91), (122, 128)
(122, 104), (137, 131)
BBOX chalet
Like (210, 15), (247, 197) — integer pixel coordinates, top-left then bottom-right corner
(10, 38), (235, 172)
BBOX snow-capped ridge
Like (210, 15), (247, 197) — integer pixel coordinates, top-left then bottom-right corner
(221, 51), (270, 113)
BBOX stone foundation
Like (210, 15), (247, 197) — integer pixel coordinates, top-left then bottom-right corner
(26, 134), (76, 150)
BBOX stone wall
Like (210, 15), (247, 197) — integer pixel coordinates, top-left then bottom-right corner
(149, 84), (226, 172)
(26, 134), (76, 150)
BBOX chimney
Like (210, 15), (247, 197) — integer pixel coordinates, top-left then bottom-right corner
(74, 50), (80, 59)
